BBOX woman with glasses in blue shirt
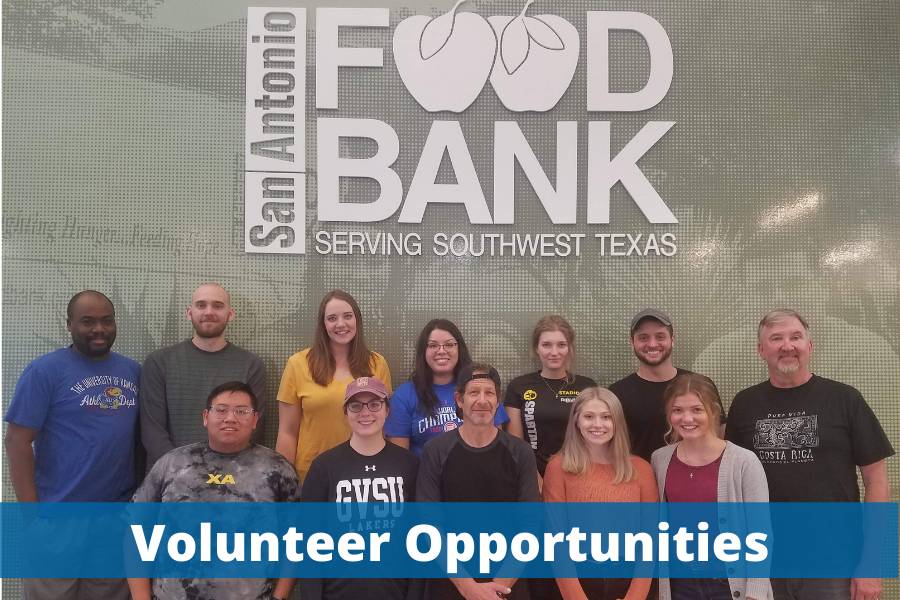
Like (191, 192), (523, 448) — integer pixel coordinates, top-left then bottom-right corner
(385, 319), (508, 456)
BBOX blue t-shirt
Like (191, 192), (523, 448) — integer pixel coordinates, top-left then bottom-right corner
(4, 346), (141, 501)
(385, 380), (509, 456)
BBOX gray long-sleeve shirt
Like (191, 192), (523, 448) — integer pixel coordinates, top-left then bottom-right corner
(140, 339), (266, 470)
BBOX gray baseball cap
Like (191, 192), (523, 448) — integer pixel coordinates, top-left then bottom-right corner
(630, 308), (673, 334)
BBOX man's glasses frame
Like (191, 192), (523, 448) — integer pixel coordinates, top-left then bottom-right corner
(207, 405), (256, 418)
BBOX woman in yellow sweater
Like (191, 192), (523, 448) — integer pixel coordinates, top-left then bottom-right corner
(543, 387), (658, 600)
(275, 290), (391, 481)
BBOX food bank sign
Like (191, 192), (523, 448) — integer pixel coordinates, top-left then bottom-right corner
(244, 2), (678, 256)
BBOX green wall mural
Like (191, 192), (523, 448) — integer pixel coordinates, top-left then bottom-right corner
(3, 0), (898, 596)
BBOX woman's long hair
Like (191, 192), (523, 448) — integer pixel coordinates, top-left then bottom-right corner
(411, 319), (471, 417)
(559, 387), (635, 484)
(308, 290), (374, 386)
(663, 373), (723, 444)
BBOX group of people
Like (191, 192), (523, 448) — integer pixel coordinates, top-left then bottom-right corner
(4, 285), (893, 600)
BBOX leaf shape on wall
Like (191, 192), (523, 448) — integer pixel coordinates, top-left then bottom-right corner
(524, 16), (565, 50)
(420, 0), (466, 60)
(500, 17), (530, 75)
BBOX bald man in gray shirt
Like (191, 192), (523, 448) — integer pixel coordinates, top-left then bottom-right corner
(140, 283), (265, 470)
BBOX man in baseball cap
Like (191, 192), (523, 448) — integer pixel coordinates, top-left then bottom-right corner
(610, 308), (724, 460)
(417, 362), (539, 600)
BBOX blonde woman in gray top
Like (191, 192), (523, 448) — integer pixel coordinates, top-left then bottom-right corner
(650, 373), (772, 600)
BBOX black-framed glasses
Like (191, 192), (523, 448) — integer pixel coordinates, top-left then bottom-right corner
(426, 341), (458, 352)
(208, 405), (256, 419)
(346, 399), (385, 413)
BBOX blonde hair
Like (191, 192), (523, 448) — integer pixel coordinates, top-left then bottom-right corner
(662, 373), (723, 443)
(559, 387), (634, 484)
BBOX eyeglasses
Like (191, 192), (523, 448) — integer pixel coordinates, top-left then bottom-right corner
(208, 405), (256, 418)
(346, 399), (385, 413)
(426, 341), (458, 352)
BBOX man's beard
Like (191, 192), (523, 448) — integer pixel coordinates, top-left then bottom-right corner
(634, 346), (672, 367)
(193, 320), (228, 338)
(775, 357), (800, 374)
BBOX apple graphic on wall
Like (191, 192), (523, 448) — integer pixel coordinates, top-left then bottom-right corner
(488, 0), (579, 112)
(393, 0), (497, 112)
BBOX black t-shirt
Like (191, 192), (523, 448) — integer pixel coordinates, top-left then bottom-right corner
(504, 372), (596, 476)
(417, 429), (539, 600)
(726, 375), (894, 502)
(417, 429), (540, 502)
(301, 441), (419, 600)
(610, 368), (725, 461)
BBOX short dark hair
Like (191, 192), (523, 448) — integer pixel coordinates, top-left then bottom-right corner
(206, 381), (258, 410)
(67, 290), (114, 321)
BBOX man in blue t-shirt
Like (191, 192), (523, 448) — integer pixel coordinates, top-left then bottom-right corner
(4, 290), (140, 600)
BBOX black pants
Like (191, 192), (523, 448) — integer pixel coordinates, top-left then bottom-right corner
(577, 578), (631, 600)
(526, 578), (562, 600)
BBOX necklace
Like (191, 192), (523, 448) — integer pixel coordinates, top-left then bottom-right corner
(677, 442), (725, 481)
(539, 373), (571, 398)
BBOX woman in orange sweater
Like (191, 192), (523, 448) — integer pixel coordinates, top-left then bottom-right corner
(542, 387), (658, 600)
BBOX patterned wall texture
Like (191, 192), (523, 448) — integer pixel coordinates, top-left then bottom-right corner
(3, 0), (899, 596)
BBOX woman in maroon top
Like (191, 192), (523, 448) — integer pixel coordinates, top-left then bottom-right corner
(650, 373), (772, 600)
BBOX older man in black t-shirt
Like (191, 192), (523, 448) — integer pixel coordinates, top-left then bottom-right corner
(418, 362), (540, 600)
(727, 309), (894, 600)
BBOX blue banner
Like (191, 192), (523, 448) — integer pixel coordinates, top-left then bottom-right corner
(0, 502), (895, 578)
